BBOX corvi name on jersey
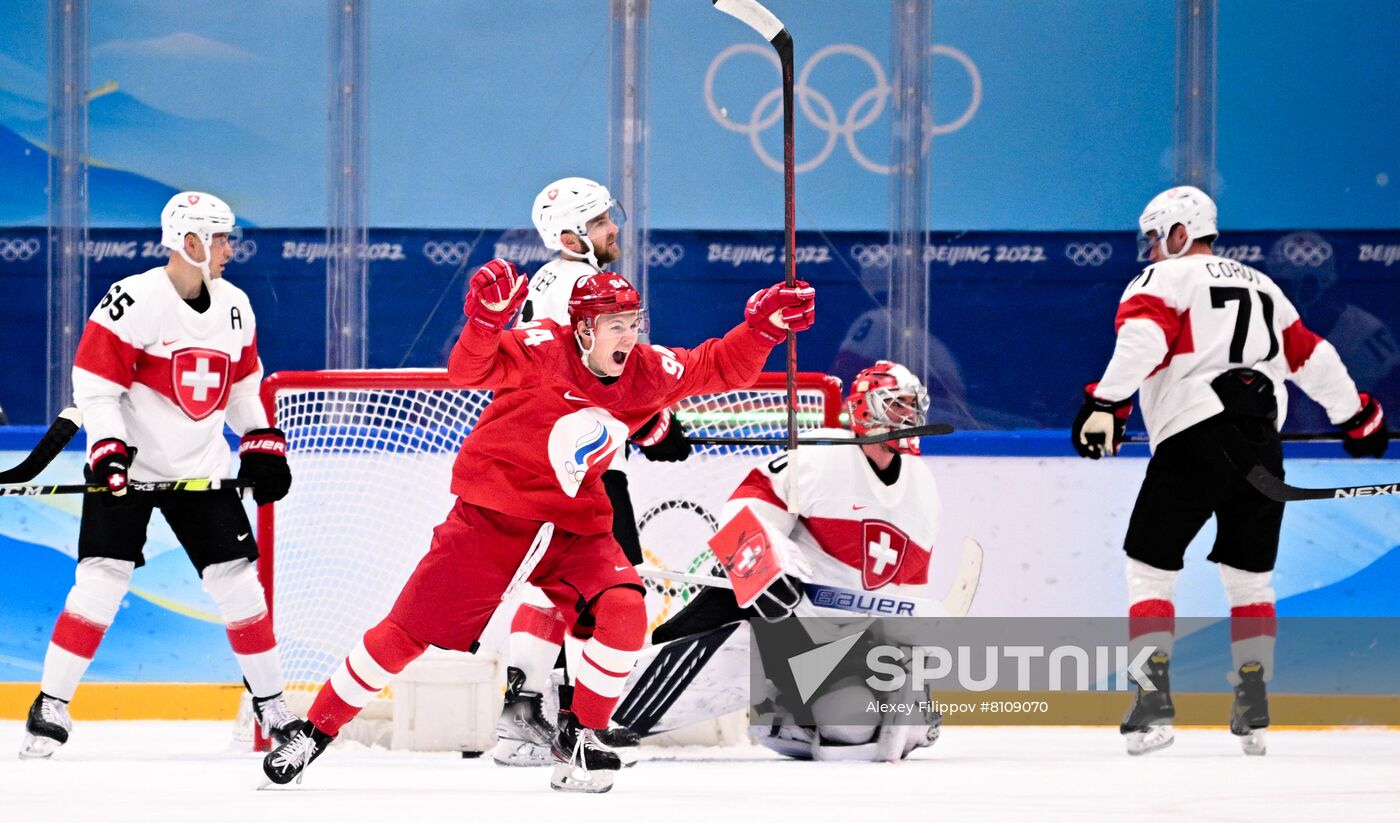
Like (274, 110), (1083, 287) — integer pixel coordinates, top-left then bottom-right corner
(281, 241), (406, 264)
(805, 583), (916, 616)
(547, 407), (628, 497)
(1360, 244), (1400, 266)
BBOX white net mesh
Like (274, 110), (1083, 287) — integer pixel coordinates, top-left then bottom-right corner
(263, 370), (840, 708)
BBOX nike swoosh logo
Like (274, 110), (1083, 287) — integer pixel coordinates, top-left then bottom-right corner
(614, 565), (630, 571)
(236, 533), (249, 541)
(162, 338), (181, 346)
(564, 391), (590, 403)
(852, 504), (868, 511)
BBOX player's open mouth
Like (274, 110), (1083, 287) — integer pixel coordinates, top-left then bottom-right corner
(613, 351), (628, 365)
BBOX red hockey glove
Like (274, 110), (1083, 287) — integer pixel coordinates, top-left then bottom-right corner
(88, 438), (131, 497)
(464, 259), (527, 332)
(745, 280), (815, 344)
(1339, 393), (1388, 458)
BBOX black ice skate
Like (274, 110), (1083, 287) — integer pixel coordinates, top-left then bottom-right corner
(492, 666), (556, 767)
(1230, 661), (1269, 756)
(550, 710), (621, 793)
(595, 725), (640, 767)
(19, 693), (72, 760)
(260, 720), (335, 786)
(251, 692), (301, 748)
(1121, 651), (1175, 756)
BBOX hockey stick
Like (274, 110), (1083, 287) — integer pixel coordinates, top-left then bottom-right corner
(687, 422), (954, 447)
(0, 477), (251, 496)
(712, 0), (797, 451)
(636, 537), (983, 618)
(1241, 464), (1400, 502)
(1124, 431), (1400, 444)
(0, 407), (83, 483)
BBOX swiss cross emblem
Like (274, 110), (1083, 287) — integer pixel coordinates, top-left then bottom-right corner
(547, 188), (559, 201)
(171, 347), (231, 421)
(729, 529), (769, 579)
(861, 520), (910, 589)
(187, 194), (200, 205)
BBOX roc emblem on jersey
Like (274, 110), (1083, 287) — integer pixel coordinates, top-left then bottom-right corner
(547, 408), (626, 497)
(170, 347), (232, 421)
(861, 520), (911, 589)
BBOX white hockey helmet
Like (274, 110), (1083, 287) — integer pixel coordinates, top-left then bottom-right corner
(1137, 185), (1217, 259)
(532, 178), (622, 266)
(160, 192), (240, 281)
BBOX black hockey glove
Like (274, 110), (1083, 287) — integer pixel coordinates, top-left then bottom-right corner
(1072, 383), (1132, 459)
(632, 409), (692, 463)
(1339, 393), (1388, 458)
(238, 427), (292, 505)
(88, 438), (133, 504)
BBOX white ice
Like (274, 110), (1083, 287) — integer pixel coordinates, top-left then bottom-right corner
(2, 721), (1397, 823)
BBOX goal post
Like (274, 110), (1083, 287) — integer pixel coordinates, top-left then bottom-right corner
(254, 369), (842, 747)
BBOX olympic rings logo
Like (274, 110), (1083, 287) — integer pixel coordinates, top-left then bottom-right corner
(231, 239), (257, 264)
(1064, 242), (1112, 267)
(422, 241), (474, 266)
(0, 237), (41, 262)
(1280, 236), (1332, 268)
(645, 243), (684, 268)
(850, 243), (893, 269)
(705, 42), (981, 174)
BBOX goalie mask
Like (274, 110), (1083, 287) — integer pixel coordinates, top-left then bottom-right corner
(569, 273), (646, 375)
(846, 361), (930, 455)
(1137, 185), (1217, 260)
(532, 177), (626, 270)
(160, 192), (241, 283)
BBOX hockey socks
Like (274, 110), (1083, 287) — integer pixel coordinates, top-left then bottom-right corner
(309, 618), (428, 736)
(40, 558), (133, 702)
(509, 600), (566, 692)
(570, 588), (646, 729)
(203, 559), (285, 698)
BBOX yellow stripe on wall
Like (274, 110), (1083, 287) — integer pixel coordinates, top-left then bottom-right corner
(0, 683), (244, 720)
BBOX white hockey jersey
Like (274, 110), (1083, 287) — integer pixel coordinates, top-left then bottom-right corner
(1094, 254), (1364, 447)
(520, 257), (597, 326)
(71, 267), (268, 481)
(721, 429), (942, 619)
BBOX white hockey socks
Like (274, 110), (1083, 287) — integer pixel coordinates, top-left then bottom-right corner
(508, 598), (566, 693)
(1219, 564), (1277, 684)
(201, 559), (282, 698)
(41, 558), (133, 702)
(1126, 559), (1179, 666)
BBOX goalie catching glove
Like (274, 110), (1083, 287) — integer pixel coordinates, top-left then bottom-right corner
(238, 428), (291, 505)
(1072, 382), (1132, 459)
(745, 280), (815, 344)
(631, 409), (691, 462)
(464, 258), (528, 331)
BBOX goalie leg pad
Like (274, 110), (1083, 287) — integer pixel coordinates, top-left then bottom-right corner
(41, 558), (134, 701)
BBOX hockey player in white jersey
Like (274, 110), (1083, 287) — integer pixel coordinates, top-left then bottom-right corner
(19, 192), (298, 759)
(1071, 185), (1388, 757)
(493, 177), (691, 767)
(645, 360), (944, 761)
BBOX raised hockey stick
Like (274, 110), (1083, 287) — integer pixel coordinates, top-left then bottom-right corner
(687, 422), (954, 447)
(636, 537), (984, 618)
(0, 477), (251, 496)
(0, 407), (83, 483)
(712, 0), (798, 455)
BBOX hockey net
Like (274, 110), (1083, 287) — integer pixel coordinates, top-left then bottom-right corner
(256, 369), (842, 744)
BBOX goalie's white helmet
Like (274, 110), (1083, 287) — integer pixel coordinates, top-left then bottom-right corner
(532, 177), (621, 263)
(161, 191), (239, 253)
(1138, 185), (1217, 259)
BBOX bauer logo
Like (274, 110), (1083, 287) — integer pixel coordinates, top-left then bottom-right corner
(546, 408), (627, 497)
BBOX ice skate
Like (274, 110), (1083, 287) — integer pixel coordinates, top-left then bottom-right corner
(18, 693), (71, 760)
(251, 692), (301, 748)
(492, 666), (556, 767)
(260, 720), (335, 787)
(1230, 661), (1269, 756)
(550, 710), (621, 794)
(1121, 652), (1175, 756)
(595, 724), (640, 767)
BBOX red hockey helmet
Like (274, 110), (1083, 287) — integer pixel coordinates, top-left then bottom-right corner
(568, 272), (645, 331)
(846, 360), (930, 455)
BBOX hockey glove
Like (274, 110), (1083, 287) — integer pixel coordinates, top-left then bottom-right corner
(1072, 383), (1132, 459)
(464, 259), (527, 332)
(88, 438), (132, 499)
(632, 409), (692, 463)
(239, 427), (292, 505)
(745, 280), (815, 345)
(1339, 393), (1388, 458)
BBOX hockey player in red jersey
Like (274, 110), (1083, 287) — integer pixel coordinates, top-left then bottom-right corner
(644, 360), (944, 761)
(1071, 185), (1388, 757)
(262, 260), (814, 792)
(20, 192), (297, 760)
